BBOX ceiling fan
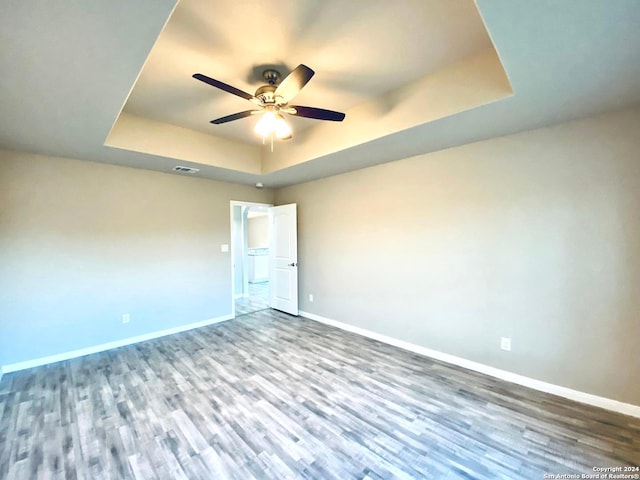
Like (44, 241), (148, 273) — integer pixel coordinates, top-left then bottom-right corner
(192, 64), (345, 144)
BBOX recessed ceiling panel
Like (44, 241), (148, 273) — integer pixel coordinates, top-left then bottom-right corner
(122, 0), (493, 145)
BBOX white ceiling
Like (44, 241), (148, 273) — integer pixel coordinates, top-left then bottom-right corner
(123, 0), (492, 144)
(1, 0), (639, 188)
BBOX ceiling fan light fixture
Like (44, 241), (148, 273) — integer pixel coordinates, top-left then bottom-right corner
(254, 111), (276, 137)
(274, 115), (292, 139)
(254, 111), (291, 140)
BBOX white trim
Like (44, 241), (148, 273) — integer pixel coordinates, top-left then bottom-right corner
(1, 314), (233, 374)
(229, 200), (274, 208)
(300, 310), (640, 419)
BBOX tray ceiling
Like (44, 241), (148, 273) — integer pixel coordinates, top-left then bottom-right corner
(1, 0), (639, 187)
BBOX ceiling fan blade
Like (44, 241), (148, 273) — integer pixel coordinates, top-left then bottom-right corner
(274, 64), (315, 103)
(289, 105), (346, 122)
(210, 110), (260, 124)
(193, 73), (256, 102)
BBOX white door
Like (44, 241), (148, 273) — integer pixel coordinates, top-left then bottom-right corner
(269, 203), (298, 315)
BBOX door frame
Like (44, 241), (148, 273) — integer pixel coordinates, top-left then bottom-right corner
(229, 200), (273, 318)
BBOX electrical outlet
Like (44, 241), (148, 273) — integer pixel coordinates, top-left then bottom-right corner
(309, 293), (314, 302)
(122, 313), (130, 324)
(500, 337), (511, 351)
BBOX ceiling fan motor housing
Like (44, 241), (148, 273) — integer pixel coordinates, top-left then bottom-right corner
(254, 84), (278, 104)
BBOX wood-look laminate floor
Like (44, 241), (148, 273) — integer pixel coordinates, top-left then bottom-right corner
(1, 309), (638, 479)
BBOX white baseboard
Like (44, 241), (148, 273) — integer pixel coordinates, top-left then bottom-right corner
(300, 310), (640, 419)
(1, 314), (233, 374)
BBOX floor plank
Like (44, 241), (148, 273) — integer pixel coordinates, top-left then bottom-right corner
(1, 309), (638, 479)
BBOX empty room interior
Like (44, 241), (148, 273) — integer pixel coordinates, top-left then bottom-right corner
(1, 1), (640, 479)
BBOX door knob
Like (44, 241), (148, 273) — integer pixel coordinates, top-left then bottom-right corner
(288, 262), (298, 267)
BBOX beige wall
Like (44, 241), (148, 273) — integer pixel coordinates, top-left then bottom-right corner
(0, 151), (274, 365)
(248, 215), (269, 249)
(3, 106), (640, 406)
(275, 106), (640, 405)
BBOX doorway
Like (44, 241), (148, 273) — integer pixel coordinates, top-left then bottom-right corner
(230, 201), (272, 317)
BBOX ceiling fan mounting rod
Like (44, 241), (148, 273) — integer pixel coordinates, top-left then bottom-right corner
(262, 69), (281, 85)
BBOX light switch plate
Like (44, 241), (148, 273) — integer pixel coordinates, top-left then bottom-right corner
(220, 244), (229, 252)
